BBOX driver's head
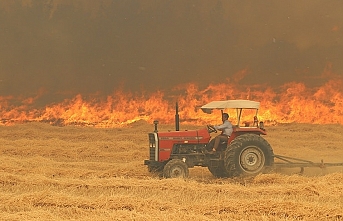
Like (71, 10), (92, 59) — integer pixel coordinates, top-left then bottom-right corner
(222, 113), (229, 121)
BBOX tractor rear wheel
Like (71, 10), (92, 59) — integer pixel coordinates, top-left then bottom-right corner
(163, 159), (189, 178)
(224, 134), (274, 177)
(208, 161), (229, 178)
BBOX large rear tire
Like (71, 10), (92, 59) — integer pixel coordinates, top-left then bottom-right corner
(208, 161), (229, 178)
(163, 159), (189, 178)
(224, 134), (274, 178)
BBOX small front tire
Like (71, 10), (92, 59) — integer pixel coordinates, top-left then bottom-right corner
(163, 159), (189, 178)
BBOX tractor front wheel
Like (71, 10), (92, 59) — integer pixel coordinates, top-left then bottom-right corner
(163, 159), (189, 178)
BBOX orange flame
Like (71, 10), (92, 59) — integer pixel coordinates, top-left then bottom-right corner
(1, 71), (343, 127)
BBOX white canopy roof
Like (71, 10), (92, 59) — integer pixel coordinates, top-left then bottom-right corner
(200, 100), (260, 114)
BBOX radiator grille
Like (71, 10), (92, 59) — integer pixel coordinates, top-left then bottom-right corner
(148, 133), (156, 161)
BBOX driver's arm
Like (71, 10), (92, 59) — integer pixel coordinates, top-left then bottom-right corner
(214, 123), (225, 131)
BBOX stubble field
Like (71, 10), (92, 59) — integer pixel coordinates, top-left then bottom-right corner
(0, 122), (343, 221)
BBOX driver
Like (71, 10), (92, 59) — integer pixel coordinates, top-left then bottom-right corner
(211, 113), (233, 152)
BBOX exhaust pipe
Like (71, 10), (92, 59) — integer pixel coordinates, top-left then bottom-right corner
(175, 102), (180, 131)
(153, 120), (159, 132)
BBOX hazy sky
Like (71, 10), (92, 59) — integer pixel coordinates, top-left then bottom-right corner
(1, 0), (342, 97)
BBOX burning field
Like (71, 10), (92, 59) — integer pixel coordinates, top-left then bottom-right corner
(0, 121), (343, 220)
(1, 1), (343, 220)
(1, 70), (343, 127)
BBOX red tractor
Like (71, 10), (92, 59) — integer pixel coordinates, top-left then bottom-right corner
(144, 100), (275, 178)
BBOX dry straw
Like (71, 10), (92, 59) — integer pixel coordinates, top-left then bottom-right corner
(0, 122), (342, 220)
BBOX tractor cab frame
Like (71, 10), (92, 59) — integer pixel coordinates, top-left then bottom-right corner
(201, 100), (267, 143)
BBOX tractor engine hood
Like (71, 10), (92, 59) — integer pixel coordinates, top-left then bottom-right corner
(157, 128), (210, 144)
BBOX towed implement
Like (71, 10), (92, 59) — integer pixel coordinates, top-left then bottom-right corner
(144, 100), (343, 178)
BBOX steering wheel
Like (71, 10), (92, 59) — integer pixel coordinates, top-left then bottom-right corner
(207, 125), (217, 133)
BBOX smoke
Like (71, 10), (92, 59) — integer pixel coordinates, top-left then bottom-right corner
(0, 0), (343, 98)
